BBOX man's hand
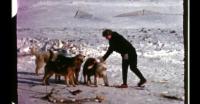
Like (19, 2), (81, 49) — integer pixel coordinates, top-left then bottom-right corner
(97, 56), (105, 62)
(123, 54), (128, 60)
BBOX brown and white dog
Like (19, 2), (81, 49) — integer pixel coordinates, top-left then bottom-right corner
(83, 57), (109, 87)
(30, 47), (53, 75)
(42, 50), (85, 87)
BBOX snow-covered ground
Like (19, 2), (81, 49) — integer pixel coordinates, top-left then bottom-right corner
(17, 0), (184, 104)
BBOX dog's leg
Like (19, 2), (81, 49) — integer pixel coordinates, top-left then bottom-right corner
(94, 74), (99, 87)
(87, 75), (92, 86)
(55, 75), (61, 83)
(103, 73), (109, 86)
(42, 75), (47, 85)
(54, 75), (61, 83)
(55, 75), (58, 82)
(68, 73), (76, 87)
(65, 75), (70, 87)
(42, 72), (53, 85)
(75, 70), (79, 85)
(71, 73), (76, 87)
(42, 67), (48, 85)
(83, 70), (87, 84)
(83, 74), (87, 84)
(35, 57), (44, 75)
(58, 75), (61, 81)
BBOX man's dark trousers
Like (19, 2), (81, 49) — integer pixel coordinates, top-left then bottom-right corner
(122, 48), (146, 85)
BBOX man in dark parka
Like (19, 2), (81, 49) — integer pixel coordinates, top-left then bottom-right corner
(101, 29), (146, 88)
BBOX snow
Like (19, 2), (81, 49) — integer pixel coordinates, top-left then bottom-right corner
(17, 0), (183, 29)
(17, 0), (184, 104)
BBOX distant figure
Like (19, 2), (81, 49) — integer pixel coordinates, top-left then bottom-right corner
(100, 29), (146, 88)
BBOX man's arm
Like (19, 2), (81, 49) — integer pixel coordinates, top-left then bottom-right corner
(102, 46), (113, 61)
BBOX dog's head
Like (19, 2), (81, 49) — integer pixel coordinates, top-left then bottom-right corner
(97, 62), (107, 71)
(29, 46), (38, 55)
(95, 57), (107, 71)
(85, 57), (106, 70)
(74, 54), (86, 66)
(85, 58), (98, 69)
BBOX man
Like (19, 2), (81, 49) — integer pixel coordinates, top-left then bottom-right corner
(101, 29), (146, 88)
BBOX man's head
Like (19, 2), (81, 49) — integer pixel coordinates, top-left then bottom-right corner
(102, 29), (112, 40)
